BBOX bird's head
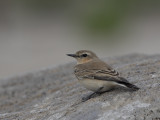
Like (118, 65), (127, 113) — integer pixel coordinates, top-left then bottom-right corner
(67, 50), (98, 64)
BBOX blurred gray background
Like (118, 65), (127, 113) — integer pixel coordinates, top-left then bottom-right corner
(0, 0), (160, 79)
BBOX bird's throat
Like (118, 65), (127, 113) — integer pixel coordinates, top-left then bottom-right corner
(77, 58), (92, 64)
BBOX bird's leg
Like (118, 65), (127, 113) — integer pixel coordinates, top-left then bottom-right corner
(82, 87), (103, 102)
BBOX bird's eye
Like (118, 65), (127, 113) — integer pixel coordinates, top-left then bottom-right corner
(82, 54), (88, 57)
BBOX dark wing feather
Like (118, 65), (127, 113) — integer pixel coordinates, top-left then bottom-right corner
(74, 68), (119, 79)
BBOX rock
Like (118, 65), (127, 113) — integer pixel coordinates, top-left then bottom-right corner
(0, 54), (160, 120)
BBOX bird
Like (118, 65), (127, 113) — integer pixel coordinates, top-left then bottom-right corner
(67, 50), (139, 101)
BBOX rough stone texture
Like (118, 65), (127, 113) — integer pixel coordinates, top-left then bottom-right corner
(0, 54), (160, 120)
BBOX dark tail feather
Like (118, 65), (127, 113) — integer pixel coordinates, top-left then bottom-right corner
(118, 77), (140, 91)
(122, 82), (139, 91)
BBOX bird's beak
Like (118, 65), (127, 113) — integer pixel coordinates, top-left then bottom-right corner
(66, 54), (78, 58)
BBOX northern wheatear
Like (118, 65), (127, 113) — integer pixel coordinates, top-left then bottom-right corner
(67, 50), (139, 101)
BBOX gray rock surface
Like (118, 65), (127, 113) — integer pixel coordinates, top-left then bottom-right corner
(0, 54), (160, 120)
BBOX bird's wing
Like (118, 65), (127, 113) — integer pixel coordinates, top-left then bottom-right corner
(77, 68), (128, 83)
(74, 60), (120, 80)
(94, 69), (119, 76)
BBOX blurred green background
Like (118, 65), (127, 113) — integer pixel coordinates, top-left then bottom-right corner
(0, 0), (160, 78)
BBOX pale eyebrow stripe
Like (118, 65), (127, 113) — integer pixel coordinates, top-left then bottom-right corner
(85, 52), (91, 55)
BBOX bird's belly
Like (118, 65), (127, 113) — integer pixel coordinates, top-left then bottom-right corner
(79, 79), (117, 92)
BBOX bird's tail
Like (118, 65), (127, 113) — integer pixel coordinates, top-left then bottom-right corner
(118, 77), (140, 91)
(122, 82), (139, 91)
